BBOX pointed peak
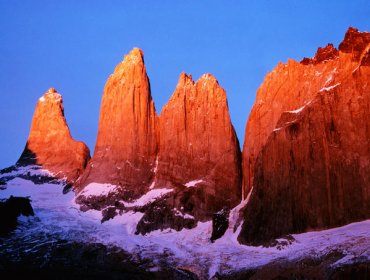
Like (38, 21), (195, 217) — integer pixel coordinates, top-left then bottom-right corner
(131, 47), (144, 56)
(177, 72), (194, 87)
(196, 73), (219, 85)
(123, 47), (144, 64)
(47, 87), (57, 93)
(313, 43), (339, 63)
(39, 87), (62, 103)
(344, 27), (360, 37)
(195, 73), (226, 98)
(113, 48), (146, 76)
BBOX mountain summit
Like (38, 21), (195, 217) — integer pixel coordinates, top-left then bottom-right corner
(155, 72), (241, 217)
(77, 48), (158, 197)
(17, 88), (90, 183)
(133, 72), (242, 234)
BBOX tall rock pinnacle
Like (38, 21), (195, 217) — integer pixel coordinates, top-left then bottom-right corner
(239, 27), (370, 245)
(78, 48), (158, 195)
(154, 72), (241, 218)
(17, 88), (90, 183)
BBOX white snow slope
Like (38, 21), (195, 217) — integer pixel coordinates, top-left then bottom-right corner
(1, 170), (369, 279)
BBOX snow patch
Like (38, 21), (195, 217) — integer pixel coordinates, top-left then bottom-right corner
(107, 211), (145, 235)
(324, 75), (333, 86)
(321, 70), (338, 89)
(174, 208), (195, 220)
(287, 101), (312, 114)
(184, 179), (203, 188)
(0, 165), (55, 178)
(149, 181), (155, 189)
(124, 188), (173, 207)
(153, 156), (159, 173)
(319, 83), (341, 92)
(273, 121), (296, 132)
(1, 176), (369, 276)
(288, 106), (305, 114)
(332, 254), (356, 267)
(79, 183), (117, 197)
(217, 187), (253, 245)
(273, 127), (283, 132)
(352, 65), (360, 74)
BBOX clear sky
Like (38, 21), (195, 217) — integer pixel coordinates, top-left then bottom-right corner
(0, 0), (369, 168)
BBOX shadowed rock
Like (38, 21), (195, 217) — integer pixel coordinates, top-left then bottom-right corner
(210, 209), (229, 242)
(0, 196), (34, 236)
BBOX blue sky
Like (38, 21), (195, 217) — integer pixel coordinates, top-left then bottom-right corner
(0, 0), (369, 168)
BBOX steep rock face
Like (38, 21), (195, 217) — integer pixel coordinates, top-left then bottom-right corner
(239, 27), (370, 245)
(146, 73), (241, 224)
(17, 88), (90, 183)
(241, 27), (370, 196)
(78, 48), (158, 197)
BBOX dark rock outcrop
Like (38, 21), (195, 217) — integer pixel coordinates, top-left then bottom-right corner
(136, 198), (196, 235)
(239, 27), (370, 245)
(210, 209), (229, 242)
(17, 88), (90, 183)
(0, 196), (34, 236)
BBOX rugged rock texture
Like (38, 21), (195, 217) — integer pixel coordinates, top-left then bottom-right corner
(339, 27), (370, 60)
(130, 73), (242, 234)
(135, 198), (197, 235)
(241, 27), (370, 196)
(150, 73), (241, 222)
(301, 43), (339, 65)
(76, 51), (240, 235)
(17, 88), (90, 183)
(239, 27), (370, 245)
(78, 48), (158, 196)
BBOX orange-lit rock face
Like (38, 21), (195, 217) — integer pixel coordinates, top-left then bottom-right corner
(18, 88), (90, 183)
(239, 27), (370, 245)
(155, 73), (241, 216)
(242, 27), (370, 196)
(78, 48), (158, 194)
